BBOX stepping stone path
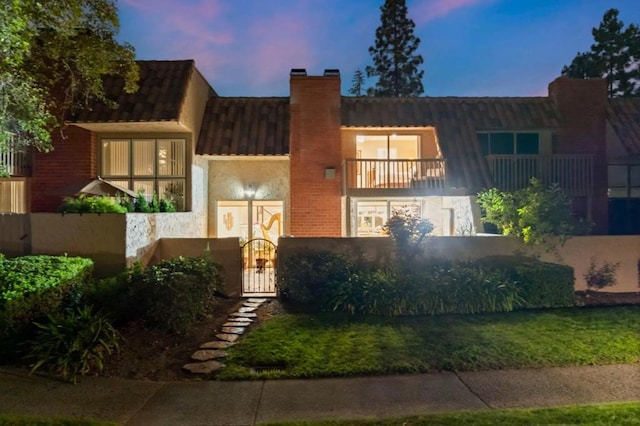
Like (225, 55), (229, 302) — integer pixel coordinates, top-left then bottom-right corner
(183, 298), (268, 375)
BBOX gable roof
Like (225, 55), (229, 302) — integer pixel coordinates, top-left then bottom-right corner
(197, 97), (290, 156)
(69, 60), (196, 124)
(342, 96), (561, 189)
(607, 97), (640, 156)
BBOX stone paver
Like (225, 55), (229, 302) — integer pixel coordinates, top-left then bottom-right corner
(190, 350), (228, 361)
(182, 360), (225, 374)
(230, 312), (258, 318)
(221, 326), (245, 335)
(183, 297), (267, 374)
(199, 341), (234, 349)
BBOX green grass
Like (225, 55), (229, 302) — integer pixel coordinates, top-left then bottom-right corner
(260, 402), (640, 425)
(0, 413), (114, 425)
(217, 306), (640, 380)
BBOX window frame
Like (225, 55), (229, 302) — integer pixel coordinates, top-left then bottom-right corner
(100, 137), (187, 210)
(478, 132), (540, 156)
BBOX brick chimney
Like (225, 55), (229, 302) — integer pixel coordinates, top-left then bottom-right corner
(548, 77), (608, 233)
(289, 69), (342, 236)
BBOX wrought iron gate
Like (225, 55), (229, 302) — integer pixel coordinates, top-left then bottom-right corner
(241, 238), (277, 296)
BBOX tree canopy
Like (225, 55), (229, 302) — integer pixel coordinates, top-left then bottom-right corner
(366, 0), (424, 97)
(348, 68), (366, 96)
(0, 0), (139, 156)
(561, 8), (640, 98)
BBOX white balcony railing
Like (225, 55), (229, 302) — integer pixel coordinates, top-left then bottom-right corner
(0, 145), (31, 177)
(486, 155), (593, 196)
(344, 159), (447, 191)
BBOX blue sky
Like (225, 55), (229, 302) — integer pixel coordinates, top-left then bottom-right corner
(117, 0), (640, 97)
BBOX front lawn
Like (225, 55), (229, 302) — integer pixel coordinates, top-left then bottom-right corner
(262, 402), (640, 426)
(218, 306), (640, 380)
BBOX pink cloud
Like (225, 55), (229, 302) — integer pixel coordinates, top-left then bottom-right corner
(411, 0), (489, 25)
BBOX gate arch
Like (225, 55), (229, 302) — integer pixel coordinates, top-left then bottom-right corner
(241, 238), (277, 296)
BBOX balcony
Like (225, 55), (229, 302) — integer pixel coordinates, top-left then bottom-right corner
(486, 155), (593, 196)
(0, 146), (31, 177)
(343, 159), (447, 196)
(343, 155), (594, 198)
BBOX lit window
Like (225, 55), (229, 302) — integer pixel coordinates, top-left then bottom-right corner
(101, 138), (186, 210)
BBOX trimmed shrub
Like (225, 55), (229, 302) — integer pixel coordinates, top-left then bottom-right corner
(87, 257), (224, 333)
(279, 252), (574, 316)
(278, 251), (351, 310)
(136, 256), (223, 333)
(59, 194), (128, 213)
(0, 255), (93, 341)
(83, 262), (145, 325)
(478, 256), (575, 308)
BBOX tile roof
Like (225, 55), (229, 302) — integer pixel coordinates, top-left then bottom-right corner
(342, 97), (561, 189)
(607, 97), (640, 156)
(69, 60), (196, 123)
(197, 97), (290, 156)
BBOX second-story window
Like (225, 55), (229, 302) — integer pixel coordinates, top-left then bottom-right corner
(101, 138), (186, 210)
(356, 134), (419, 159)
(478, 132), (539, 155)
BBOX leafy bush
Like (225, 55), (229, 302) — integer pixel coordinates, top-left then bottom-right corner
(0, 255), (93, 341)
(584, 257), (621, 291)
(479, 256), (575, 308)
(58, 192), (176, 214)
(278, 251), (351, 309)
(279, 251), (574, 316)
(136, 256), (223, 333)
(383, 206), (433, 261)
(59, 194), (128, 213)
(88, 257), (223, 333)
(477, 178), (591, 250)
(83, 262), (145, 325)
(24, 306), (120, 383)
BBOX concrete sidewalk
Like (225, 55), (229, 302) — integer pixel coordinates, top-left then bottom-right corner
(1, 364), (639, 425)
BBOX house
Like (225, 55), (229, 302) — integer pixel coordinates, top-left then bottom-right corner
(1, 61), (639, 255)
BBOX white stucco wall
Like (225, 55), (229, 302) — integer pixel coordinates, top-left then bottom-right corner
(207, 157), (290, 236)
(420, 196), (482, 236)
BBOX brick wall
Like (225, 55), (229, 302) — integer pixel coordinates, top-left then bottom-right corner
(548, 77), (609, 234)
(31, 125), (97, 212)
(289, 71), (342, 236)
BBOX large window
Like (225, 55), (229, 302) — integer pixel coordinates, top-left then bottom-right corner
(478, 132), (539, 155)
(353, 199), (421, 236)
(217, 200), (283, 243)
(608, 165), (640, 198)
(101, 138), (186, 210)
(356, 135), (420, 188)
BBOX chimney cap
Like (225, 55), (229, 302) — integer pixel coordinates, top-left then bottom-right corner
(290, 68), (307, 76)
(323, 69), (340, 76)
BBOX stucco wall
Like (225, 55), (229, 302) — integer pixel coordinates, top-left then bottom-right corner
(207, 158), (290, 236)
(278, 235), (640, 293)
(0, 213), (30, 256)
(30, 213), (127, 276)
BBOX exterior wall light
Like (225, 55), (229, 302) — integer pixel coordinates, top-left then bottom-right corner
(244, 184), (256, 199)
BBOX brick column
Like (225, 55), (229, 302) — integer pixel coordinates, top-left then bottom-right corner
(548, 77), (608, 234)
(31, 125), (97, 212)
(289, 69), (342, 236)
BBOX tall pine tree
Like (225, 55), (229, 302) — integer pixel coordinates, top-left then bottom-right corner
(366, 0), (424, 97)
(562, 8), (640, 98)
(348, 68), (366, 96)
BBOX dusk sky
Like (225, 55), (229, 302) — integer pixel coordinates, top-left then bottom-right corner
(117, 0), (640, 97)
